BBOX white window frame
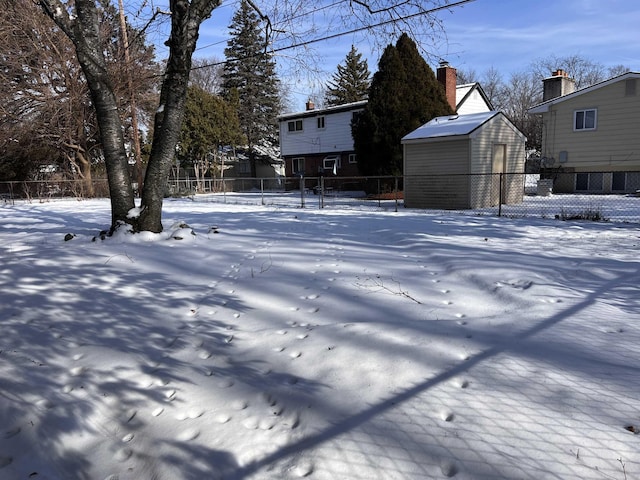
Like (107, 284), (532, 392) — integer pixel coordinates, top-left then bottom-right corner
(292, 157), (305, 174)
(317, 116), (325, 129)
(287, 120), (303, 132)
(348, 153), (357, 164)
(574, 109), (597, 131)
(323, 156), (341, 172)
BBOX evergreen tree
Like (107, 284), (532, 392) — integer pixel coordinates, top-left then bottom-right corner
(179, 86), (243, 190)
(222, 0), (281, 178)
(325, 45), (371, 106)
(352, 33), (453, 176)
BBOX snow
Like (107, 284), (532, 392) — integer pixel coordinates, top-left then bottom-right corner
(402, 111), (498, 140)
(1, 197), (639, 480)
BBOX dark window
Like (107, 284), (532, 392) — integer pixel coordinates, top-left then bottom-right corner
(292, 157), (305, 173)
(612, 172), (626, 191)
(574, 109), (597, 130)
(576, 172), (603, 191)
(317, 116), (325, 129)
(288, 120), (303, 132)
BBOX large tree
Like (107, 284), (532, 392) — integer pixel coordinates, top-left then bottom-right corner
(222, 0), (280, 179)
(352, 33), (453, 176)
(0, 0), (97, 185)
(324, 45), (371, 106)
(1, 0), (157, 192)
(38, 0), (220, 233)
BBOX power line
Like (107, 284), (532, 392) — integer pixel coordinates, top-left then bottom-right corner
(194, 1), (344, 53)
(271, 0), (474, 54)
(192, 0), (475, 69)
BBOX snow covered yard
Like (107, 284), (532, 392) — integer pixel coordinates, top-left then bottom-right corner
(0, 198), (639, 480)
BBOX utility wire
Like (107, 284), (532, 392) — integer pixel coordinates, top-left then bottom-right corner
(192, 0), (475, 69)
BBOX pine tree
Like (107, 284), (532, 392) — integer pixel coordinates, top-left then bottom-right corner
(352, 33), (453, 176)
(222, 0), (281, 178)
(325, 45), (371, 106)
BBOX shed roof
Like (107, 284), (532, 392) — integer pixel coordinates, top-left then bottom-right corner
(402, 111), (500, 142)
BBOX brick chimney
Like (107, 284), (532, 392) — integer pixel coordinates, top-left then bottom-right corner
(305, 99), (315, 111)
(543, 69), (576, 101)
(437, 61), (457, 112)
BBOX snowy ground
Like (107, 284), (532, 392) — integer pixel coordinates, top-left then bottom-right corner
(1, 197), (639, 480)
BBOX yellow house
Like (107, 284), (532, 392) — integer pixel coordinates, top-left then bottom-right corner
(528, 71), (640, 193)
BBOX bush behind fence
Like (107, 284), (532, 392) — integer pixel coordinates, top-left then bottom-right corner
(2, 173), (639, 223)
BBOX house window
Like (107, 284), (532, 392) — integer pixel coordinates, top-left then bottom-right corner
(348, 153), (357, 164)
(287, 120), (303, 132)
(317, 116), (325, 129)
(237, 161), (251, 174)
(574, 109), (597, 131)
(323, 155), (341, 171)
(291, 157), (305, 174)
(575, 172), (603, 191)
(612, 172), (640, 191)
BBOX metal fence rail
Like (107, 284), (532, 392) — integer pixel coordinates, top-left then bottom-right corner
(2, 173), (639, 223)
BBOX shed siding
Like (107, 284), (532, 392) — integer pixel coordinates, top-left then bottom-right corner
(404, 139), (470, 209)
(541, 79), (640, 171)
(469, 118), (525, 206)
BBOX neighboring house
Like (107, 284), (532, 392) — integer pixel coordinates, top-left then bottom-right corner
(278, 63), (492, 178)
(402, 111), (526, 209)
(217, 143), (284, 179)
(436, 61), (494, 115)
(528, 70), (640, 193)
(278, 100), (366, 178)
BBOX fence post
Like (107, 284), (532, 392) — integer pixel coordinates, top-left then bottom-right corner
(320, 176), (325, 209)
(261, 178), (265, 206)
(498, 172), (503, 217)
(377, 178), (381, 208)
(299, 175), (305, 208)
(394, 176), (399, 212)
(223, 178), (226, 203)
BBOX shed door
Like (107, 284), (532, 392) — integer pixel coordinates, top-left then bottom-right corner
(491, 144), (507, 206)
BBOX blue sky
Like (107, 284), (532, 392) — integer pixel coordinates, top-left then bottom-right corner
(439, 0), (640, 74)
(146, 0), (640, 111)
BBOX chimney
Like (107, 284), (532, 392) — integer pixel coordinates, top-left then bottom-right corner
(305, 99), (315, 111)
(543, 69), (576, 101)
(437, 61), (457, 112)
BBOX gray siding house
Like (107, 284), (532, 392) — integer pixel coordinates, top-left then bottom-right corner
(528, 70), (640, 193)
(402, 111), (526, 209)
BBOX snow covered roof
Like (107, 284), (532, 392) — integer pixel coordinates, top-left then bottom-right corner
(402, 111), (501, 142)
(278, 100), (367, 121)
(528, 71), (640, 114)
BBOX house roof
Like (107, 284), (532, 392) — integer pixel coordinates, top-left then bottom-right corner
(279, 81), (494, 121)
(528, 71), (640, 114)
(402, 111), (499, 142)
(456, 83), (494, 110)
(278, 100), (367, 121)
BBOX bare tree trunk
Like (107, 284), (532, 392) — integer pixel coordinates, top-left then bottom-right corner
(137, 0), (219, 232)
(40, 0), (135, 229)
(39, 0), (221, 233)
(117, 0), (144, 195)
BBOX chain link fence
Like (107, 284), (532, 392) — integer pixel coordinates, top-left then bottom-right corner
(2, 173), (640, 223)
